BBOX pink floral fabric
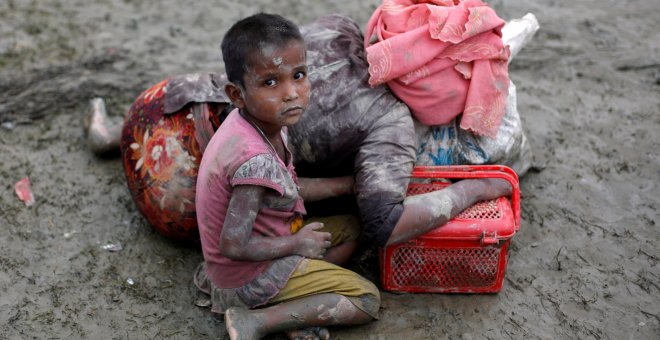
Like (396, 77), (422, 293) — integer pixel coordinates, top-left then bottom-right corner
(364, 0), (510, 137)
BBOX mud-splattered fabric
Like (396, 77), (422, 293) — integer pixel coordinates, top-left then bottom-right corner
(163, 73), (229, 114)
(364, 0), (510, 137)
(195, 109), (306, 289)
(193, 214), (368, 314)
(269, 258), (381, 319)
(170, 15), (416, 247)
(292, 15), (416, 247)
(193, 256), (302, 314)
(415, 81), (533, 175)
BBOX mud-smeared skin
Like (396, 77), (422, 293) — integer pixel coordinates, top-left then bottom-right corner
(225, 307), (263, 340)
(219, 161), (330, 262)
(290, 16), (417, 246)
(1, 1), (658, 339)
(387, 178), (512, 246)
(286, 327), (330, 340)
(203, 15), (415, 245)
(403, 192), (454, 228)
(297, 176), (354, 202)
(224, 294), (372, 340)
(84, 98), (123, 155)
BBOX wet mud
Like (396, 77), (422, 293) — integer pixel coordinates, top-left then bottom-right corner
(0, 0), (658, 339)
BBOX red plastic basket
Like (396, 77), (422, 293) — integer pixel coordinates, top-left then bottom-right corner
(379, 165), (520, 293)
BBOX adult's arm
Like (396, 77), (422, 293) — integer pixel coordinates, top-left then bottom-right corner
(297, 176), (354, 202)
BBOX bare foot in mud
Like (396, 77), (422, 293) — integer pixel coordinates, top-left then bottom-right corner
(83, 97), (122, 155)
(287, 327), (330, 340)
(224, 307), (262, 340)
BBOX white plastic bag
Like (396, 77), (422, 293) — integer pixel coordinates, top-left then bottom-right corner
(414, 13), (539, 176)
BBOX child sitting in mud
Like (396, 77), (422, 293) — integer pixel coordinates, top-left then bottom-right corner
(90, 13), (516, 251)
(91, 12), (514, 337)
(193, 13), (380, 340)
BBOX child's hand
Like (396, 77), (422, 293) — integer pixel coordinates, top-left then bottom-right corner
(294, 222), (332, 259)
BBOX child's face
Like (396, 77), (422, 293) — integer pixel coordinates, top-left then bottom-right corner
(234, 40), (310, 130)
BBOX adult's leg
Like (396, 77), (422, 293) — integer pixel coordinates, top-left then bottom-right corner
(386, 178), (512, 245)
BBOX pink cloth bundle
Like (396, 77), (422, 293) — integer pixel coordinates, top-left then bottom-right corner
(364, 0), (510, 137)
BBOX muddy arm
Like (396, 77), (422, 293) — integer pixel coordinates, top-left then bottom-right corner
(297, 176), (354, 202)
(220, 185), (330, 261)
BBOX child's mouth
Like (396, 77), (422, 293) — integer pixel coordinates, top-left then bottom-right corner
(280, 106), (304, 116)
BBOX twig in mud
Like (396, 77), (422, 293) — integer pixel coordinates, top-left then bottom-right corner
(575, 251), (591, 266)
(594, 266), (609, 274)
(505, 277), (525, 292)
(573, 291), (597, 310)
(640, 310), (660, 322)
(616, 63), (660, 71)
(631, 274), (660, 294)
(554, 246), (563, 271)
(507, 316), (525, 331)
(638, 248), (658, 262)
(625, 284), (633, 296)
(164, 330), (183, 337)
(532, 284), (566, 324)
(585, 327), (602, 340)
(560, 207), (609, 235)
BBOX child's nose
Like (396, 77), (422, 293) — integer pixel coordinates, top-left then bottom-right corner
(283, 82), (299, 101)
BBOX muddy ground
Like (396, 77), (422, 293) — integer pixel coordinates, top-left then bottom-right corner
(0, 0), (658, 339)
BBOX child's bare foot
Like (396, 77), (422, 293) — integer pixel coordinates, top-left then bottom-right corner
(225, 307), (262, 340)
(287, 327), (330, 340)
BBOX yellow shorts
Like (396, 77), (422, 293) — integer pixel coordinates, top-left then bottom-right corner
(193, 214), (378, 316)
(269, 258), (380, 319)
(270, 214), (379, 318)
(304, 214), (361, 245)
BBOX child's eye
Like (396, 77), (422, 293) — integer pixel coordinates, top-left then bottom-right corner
(293, 71), (306, 80)
(264, 79), (277, 87)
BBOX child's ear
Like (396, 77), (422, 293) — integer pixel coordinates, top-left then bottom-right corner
(224, 82), (245, 109)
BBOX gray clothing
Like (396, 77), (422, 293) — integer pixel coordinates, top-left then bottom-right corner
(163, 15), (416, 246)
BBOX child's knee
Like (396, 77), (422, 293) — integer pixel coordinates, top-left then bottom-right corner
(355, 278), (381, 317)
(357, 293), (381, 318)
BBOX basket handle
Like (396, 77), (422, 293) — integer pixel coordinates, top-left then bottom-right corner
(411, 165), (521, 231)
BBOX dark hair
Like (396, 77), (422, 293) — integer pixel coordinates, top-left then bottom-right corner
(221, 13), (304, 88)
